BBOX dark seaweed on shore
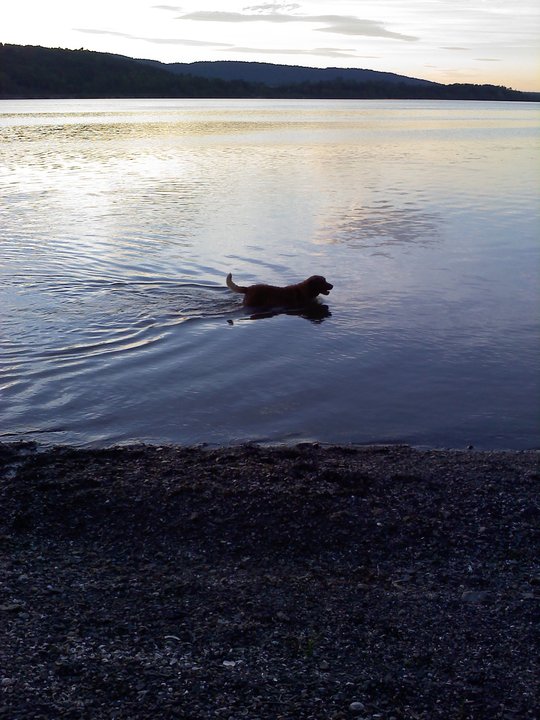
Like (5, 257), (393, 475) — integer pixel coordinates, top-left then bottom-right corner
(1, 442), (538, 719)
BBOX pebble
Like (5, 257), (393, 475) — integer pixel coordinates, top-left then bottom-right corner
(462, 590), (490, 603)
(0, 602), (23, 613)
(1, 443), (537, 719)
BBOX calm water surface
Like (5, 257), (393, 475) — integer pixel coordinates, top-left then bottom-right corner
(1, 99), (538, 448)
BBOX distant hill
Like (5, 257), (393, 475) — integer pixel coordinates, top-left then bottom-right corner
(0, 44), (249, 99)
(141, 59), (437, 88)
(1, 44), (537, 101)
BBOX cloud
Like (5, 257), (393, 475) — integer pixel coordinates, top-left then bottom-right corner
(74, 26), (381, 59)
(179, 11), (296, 23)
(225, 46), (367, 59)
(314, 17), (417, 41)
(177, 10), (418, 41)
(75, 25), (383, 61)
(243, 3), (301, 12)
(75, 29), (136, 38)
(75, 28), (231, 47)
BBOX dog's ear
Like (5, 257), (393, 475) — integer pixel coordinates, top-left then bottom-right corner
(307, 276), (322, 295)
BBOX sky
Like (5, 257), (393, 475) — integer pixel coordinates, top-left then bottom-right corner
(3, 0), (540, 91)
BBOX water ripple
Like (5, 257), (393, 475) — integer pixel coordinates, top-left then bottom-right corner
(1, 280), (235, 382)
(1, 99), (538, 449)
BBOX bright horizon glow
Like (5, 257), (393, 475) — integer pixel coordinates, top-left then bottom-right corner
(2, 0), (539, 92)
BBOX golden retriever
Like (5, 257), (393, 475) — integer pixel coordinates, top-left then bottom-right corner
(226, 273), (333, 309)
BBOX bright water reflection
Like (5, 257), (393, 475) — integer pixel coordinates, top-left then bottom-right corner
(1, 99), (538, 448)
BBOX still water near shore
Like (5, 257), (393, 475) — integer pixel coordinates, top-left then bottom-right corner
(1, 99), (538, 449)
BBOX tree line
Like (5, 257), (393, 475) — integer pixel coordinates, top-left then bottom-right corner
(1, 44), (537, 102)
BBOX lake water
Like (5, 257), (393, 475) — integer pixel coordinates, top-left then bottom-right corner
(1, 99), (539, 449)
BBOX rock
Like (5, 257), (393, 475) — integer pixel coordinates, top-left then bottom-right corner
(0, 441), (538, 719)
(461, 590), (490, 603)
(0, 602), (24, 613)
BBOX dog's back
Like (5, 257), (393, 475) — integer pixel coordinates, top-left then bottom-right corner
(226, 273), (332, 309)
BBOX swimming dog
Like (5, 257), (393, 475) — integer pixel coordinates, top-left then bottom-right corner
(226, 273), (333, 309)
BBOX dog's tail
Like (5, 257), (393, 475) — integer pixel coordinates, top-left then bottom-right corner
(226, 273), (247, 294)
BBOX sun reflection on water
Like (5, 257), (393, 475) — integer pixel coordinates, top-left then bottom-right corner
(1, 99), (538, 448)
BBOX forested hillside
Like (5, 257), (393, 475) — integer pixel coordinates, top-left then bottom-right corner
(0, 44), (254, 99)
(1, 44), (536, 101)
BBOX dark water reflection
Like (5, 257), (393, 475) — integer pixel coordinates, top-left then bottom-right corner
(1, 99), (538, 449)
(326, 204), (441, 251)
(239, 302), (332, 323)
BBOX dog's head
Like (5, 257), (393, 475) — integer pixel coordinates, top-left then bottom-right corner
(307, 275), (333, 297)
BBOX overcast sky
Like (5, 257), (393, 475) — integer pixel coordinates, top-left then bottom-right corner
(3, 0), (539, 91)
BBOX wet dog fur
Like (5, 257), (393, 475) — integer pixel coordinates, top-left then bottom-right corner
(226, 273), (333, 309)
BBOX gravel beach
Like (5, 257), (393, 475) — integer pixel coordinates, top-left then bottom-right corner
(1, 441), (538, 719)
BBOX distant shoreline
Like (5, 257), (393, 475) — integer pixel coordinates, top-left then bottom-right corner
(2, 95), (539, 103)
(2, 43), (538, 102)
